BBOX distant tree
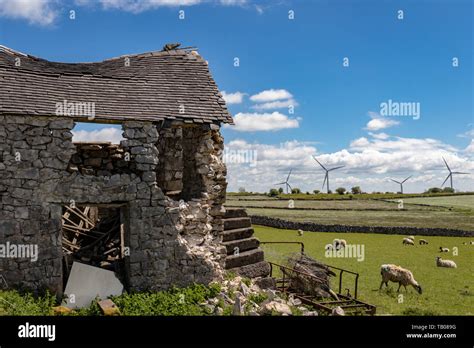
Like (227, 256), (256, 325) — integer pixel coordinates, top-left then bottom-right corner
(442, 187), (455, 193)
(426, 187), (442, 194)
(351, 186), (361, 194)
(268, 188), (279, 197)
(291, 188), (301, 194)
(306, 191), (310, 195)
(238, 187), (246, 193)
(278, 187), (284, 194)
(336, 187), (346, 195)
(313, 189), (320, 194)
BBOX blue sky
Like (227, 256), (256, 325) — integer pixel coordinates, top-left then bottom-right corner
(0, 0), (472, 192)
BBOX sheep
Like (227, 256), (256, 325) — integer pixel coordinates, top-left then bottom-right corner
(379, 264), (422, 294)
(339, 239), (347, 248)
(419, 239), (428, 245)
(407, 235), (415, 241)
(436, 257), (457, 268)
(325, 244), (334, 251)
(439, 247), (450, 253)
(462, 241), (474, 245)
(402, 238), (414, 245)
(297, 229), (304, 236)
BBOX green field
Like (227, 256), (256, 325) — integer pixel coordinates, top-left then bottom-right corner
(254, 225), (474, 315)
(226, 193), (474, 231)
(388, 195), (474, 210)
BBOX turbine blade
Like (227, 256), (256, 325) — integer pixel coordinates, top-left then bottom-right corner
(287, 183), (293, 191)
(442, 157), (451, 172)
(287, 169), (292, 181)
(328, 165), (345, 171)
(275, 182), (286, 185)
(312, 156), (327, 170)
(322, 174), (327, 190)
(402, 175), (412, 183)
(441, 174), (451, 187)
(452, 172), (469, 175)
(390, 179), (401, 184)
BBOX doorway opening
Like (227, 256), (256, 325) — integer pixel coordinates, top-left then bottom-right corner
(61, 203), (129, 290)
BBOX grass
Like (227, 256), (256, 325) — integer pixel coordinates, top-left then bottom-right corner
(254, 225), (474, 315)
(387, 195), (474, 210)
(243, 207), (474, 230)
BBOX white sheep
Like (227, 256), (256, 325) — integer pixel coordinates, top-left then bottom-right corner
(297, 229), (304, 236)
(339, 239), (347, 248)
(407, 235), (415, 241)
(419, 239), (428, 245)
(332, 238), (346, 250)
(325, 244), (334, 251)
(402, 238), (414, 245)
(436, 257), (457, 268)
(379, 264), (422, 294)
(439, 247), (449, 253)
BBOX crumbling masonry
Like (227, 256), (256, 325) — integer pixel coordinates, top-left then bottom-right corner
(0, 45), (243, 294)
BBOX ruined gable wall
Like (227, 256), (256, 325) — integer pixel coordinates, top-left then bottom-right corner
(0, 116), (227, 293)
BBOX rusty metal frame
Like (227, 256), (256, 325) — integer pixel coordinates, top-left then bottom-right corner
(260, 241), (305, 253)
(267, 261), (376, 315)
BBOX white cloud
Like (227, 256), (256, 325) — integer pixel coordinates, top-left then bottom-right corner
(225, 136), (474, 193)
(219, 0), (247, 5)
(251, 98), (298, 110)
(250, 89), (293, 103)
(221, 91), (245, 105)
(72, 127), (124, 144)
(98, 0), (202, 13)
(227, 112), (300, 132)
(365, 111), (400, 131)
(0, 0), (58, 26)
(465, 140), (474, 153)
(368, 132), (390, 140)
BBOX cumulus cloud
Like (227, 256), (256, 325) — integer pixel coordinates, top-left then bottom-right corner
(224, 136), (474, 192)
(465, 140), (474, 153)
(250, 89), (293, 103)
(0, 0), (58, 25)
(368, 132), (390, 140)
(251, 98), (298, 110)
(365, 111), (399, 131)
(221, 91), (245, 105)
(72, 127), (124, 144)
(227, 112), (300, 132)
(98, 0), (202, 13)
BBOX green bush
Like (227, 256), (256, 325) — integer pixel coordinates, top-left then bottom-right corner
(335, 187), (346, 195)
(0, 290), (56, 316)
(268, 188), (279, 197)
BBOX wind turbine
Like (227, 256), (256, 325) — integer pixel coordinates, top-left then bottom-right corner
(275, 169), (293, 194)
(390, 175), (412, 194)
(441, 157), (469, 190)
(312, 156), (345, 194)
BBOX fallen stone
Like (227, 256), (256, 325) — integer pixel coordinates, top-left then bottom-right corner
(98, 299), (121, 316)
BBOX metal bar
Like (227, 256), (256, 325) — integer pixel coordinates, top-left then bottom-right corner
(339, 270), (343, 294)
(355, 274), (359, 299)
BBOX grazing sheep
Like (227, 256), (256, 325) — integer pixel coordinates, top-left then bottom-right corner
(339, 239), (347, 248)
(380, 264), (422, 294)
(333, 238), (344, 250)
(297, 229), (304, 236)
(325, 244), (334, 251)
(402, 238), (414, 245)
(407, 235), (415, 241)
(439, 247), (450, 253)
(419, 239), (428, 245)
(436, 257), (457, 268)
(463, 241), (474, 245)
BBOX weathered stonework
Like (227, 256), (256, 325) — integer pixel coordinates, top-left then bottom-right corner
(0, 115), (228, 294)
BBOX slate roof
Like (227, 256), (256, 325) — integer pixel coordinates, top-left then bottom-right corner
(0, 45), (233, 124)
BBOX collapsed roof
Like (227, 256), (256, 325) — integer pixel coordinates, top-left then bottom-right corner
(0, 45), (233, 124)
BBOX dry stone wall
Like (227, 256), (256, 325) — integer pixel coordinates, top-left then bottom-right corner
(0, 115), (228, 294)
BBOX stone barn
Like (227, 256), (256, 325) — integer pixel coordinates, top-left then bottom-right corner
(0, 45), (267, 295)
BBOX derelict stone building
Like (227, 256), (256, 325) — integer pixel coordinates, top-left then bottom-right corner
(0, 45), (267, 295)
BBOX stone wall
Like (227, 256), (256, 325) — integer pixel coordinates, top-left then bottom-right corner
(0, 115), (228, 294)
(250, 215), (474, 237)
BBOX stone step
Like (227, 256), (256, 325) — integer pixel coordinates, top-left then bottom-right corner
(225, 248), (265, 269)
(223, 217), (251, 230)
(221, 237), (260, 255)
(229, 261), (271, 279)
(221, 227), (254, 242)
(224, 207), (248, 219)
